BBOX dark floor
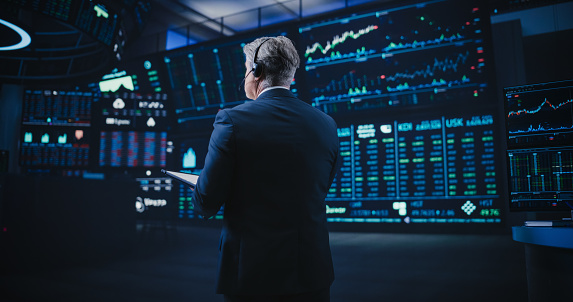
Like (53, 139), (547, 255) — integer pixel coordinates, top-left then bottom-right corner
(0, 224), (528, 302)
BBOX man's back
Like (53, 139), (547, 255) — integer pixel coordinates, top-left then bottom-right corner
(193, 88), (338, 295)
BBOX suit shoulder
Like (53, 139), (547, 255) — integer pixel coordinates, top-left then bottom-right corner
(223, 100), (262, 115)
(308, 105), (337, 127)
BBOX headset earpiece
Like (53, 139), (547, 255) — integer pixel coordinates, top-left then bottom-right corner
(252, 62), (262, 78)
(252, 38), (271, 78)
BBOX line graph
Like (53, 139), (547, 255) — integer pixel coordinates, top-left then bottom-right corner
(508, 124), (573, 134)
(385, 75), (470, 92)
(384, 51), (470, 82)
(298, 0), (492, 115)
(383, 33), (464, 53)
(506, 97), (573, 135)
(507, 98), (573, 118)
(300, 0), (484, 69)
(305, 25), (379, 59)
(306, 47), (377, 66)
(505, 81), (573, 143)
(310, 50), (474, 101)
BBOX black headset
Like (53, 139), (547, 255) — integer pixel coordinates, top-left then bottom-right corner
(238, 38), (272, 92)
(251, 38), (271, 78)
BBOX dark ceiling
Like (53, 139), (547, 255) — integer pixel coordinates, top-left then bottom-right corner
(137, 0), (380, 51)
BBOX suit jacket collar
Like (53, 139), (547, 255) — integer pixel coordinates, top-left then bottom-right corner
(256, 88), (297, 101)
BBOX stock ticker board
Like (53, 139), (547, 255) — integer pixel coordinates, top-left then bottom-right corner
(326, 113), (501, 224)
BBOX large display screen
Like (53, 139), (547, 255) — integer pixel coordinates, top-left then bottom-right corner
(19, 89), (94, 169)
(89, 89), (172, 169)
(504, 79), (573, 211)
(294, 0), (502, 226)
(298, 0), (491, 115)
(327, 113), (501, 224)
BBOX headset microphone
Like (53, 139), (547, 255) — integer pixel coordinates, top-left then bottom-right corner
(238, 70), (253, 92)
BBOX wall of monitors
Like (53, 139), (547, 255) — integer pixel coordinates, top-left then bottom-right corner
(164, 0), (504, 227)
(19, 0), (511, 228)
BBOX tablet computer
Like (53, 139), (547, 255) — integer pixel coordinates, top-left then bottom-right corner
(161, 169), (199, 188)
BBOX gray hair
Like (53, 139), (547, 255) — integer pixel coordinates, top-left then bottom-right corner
(243, 36), (300, 88)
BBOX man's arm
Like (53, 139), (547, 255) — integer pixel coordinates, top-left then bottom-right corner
(191, 110), (235, 219)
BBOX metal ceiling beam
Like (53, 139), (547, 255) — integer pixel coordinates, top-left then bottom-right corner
(151, 0), (237, 36)
(273, 0), (300, 18)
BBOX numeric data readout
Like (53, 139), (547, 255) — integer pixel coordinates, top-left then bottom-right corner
(507, 148), (573, 211)
(99, 131), (167, 168)
(327, 113), (501, 224)
(22, 90), (92, 126)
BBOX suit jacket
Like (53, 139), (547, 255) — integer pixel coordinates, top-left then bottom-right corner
(191, 88), (338, 295)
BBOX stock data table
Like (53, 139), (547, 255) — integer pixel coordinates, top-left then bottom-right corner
(327, 114), (501, 224)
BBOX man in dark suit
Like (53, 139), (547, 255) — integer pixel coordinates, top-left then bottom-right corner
(191, 36), (339, 302)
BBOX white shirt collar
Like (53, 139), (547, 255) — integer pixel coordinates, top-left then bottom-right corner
(260, 86), (289, 95)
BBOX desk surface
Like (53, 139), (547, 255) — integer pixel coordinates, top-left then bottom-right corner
(512, 226), (573, 249)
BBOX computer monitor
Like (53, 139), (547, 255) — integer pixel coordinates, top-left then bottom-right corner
(504, 79), (573, 211)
